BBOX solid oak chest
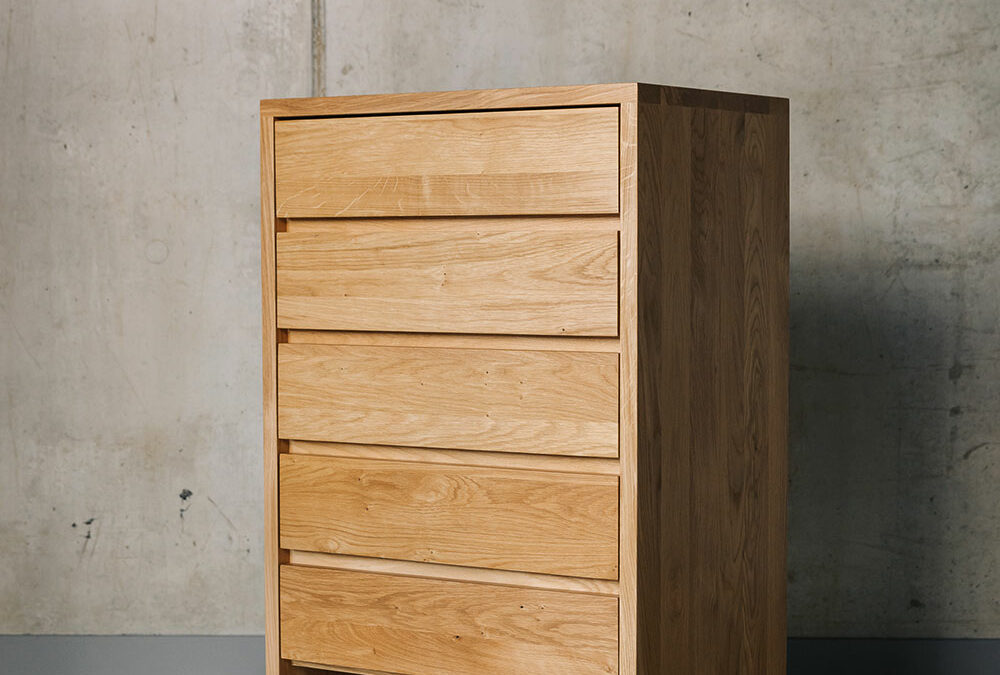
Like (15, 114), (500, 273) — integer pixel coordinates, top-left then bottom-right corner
(261, 83), (789, 675)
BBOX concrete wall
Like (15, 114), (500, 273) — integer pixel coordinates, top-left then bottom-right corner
(0, 0), (311, 633)
(1, 0), (997, 638)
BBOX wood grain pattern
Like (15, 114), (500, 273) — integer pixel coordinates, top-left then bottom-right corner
(284, 215), (621, 234)
(263, 83), (788, 675)
(261, 82), (637, 116)
(276, 229), (619, 335)
(763, 100), (790, 672)
(275, 107), (619, 217)
(617, 100), (639, 675)
(260, 110), (290, 675)
(289, 662), (389, 675)
(279, 565), (618, 675)
(635, 96), (690, 675)
(634, 86), (788, 674)
(279, 453), (619, 578)
(287, 440), (621, 475)
(285, 330), (620, 353)
(277, 343), (619, 457)
(287, 550), (620, 596)
(261, 82), (779, 118)
(637, 82), (778, 114)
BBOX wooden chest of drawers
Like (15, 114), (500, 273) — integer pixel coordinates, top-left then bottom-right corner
(261, 83), (789, 675)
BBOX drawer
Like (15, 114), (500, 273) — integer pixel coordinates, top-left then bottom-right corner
(276, 229), (619, 336)
(274, 107), (619, 217)
(279, 565), (618, 674)
(277, 343), (619, 457)
(279, 453), (619, 579)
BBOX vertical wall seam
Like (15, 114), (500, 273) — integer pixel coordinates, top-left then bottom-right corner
(310, 0), (326, 97)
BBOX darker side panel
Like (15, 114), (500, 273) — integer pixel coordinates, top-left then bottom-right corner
(636, 100), (692, 675)
(636, 95), (788, 674)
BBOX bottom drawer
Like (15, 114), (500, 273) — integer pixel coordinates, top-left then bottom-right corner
(280, 565), (618, 675)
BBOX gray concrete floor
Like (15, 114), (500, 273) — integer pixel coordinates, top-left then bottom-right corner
(1, 637), (999, 674)
(787, 639), (1000, 675)
(0, 636), (264, 675)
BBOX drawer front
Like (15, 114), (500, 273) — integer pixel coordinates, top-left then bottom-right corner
(279, 453), (619, 579)
(276, 230), (619, 336)
(274, 107), (619, 217)
(277, 343), (619, 457)
(279, 565), (618, 675)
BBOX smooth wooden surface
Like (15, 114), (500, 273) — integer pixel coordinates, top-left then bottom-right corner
(260, 113), (290, 675)
(634, 86), (789, 674)
(279, 453), (619, 578)
(276, 229), (619, 335)
(279, 565), (618, 675)
(261, 82), (636, 116)
(289, 662), (388, 675)
(288, 550), (620, 597)
(617, 99), (640, 675)
(287, 439), (620, 475)
(765, 101), (791, 675)
(261, 82), (781, 118)
(285, 330), (620, 353)
(274, 107), (619, 217)
(284, 215), (621, 234)
(277, 343), (619, 457)
(635, 94), (686, 675)
(263, 83), (788, 675)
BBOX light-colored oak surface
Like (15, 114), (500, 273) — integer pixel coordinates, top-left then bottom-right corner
(274, 107), (619, 218)
(277, 343), (619, 457)
(276, 229), (619, 335)
(279, 453), (619, 579)
(285, 330), (620, 353)
(279, 565), (618, 675)
(287, 440), (620, 475)
(289, 662), (389, 675)
(261, 83), (781, 118)
(260, 112), (291, 675)
(287, 550), (620, 596)
(262, 82), (635, 116)
(617, 99), (639, 675)
(264, 83), (788, 675)
(284, 215), (621, 234)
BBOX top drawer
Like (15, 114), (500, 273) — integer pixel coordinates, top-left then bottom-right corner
(274, 107), (619, 218)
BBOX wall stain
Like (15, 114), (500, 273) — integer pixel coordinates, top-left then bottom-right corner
(179, 489), (193, 518)
(962, 442), (991, 461)
(78, 516), (97, 557)
(206, 495), (238, 533)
